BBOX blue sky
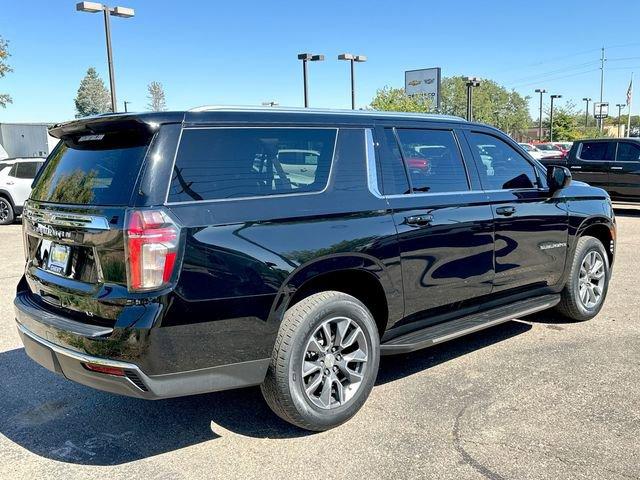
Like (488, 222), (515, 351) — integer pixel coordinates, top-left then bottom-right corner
(1, 0), (639, 123)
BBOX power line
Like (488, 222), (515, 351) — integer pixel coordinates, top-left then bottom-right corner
(509, 68), (600, 89)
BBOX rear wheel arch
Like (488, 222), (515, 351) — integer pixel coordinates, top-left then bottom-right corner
(284, 266), (392, 339)
(0, 190), (15, 207)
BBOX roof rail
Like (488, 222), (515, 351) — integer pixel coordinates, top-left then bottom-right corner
(188, 105), (466, 122)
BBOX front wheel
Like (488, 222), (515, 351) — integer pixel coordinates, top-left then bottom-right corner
(261, 291), (380, 431)
(555, 236), (610, 321)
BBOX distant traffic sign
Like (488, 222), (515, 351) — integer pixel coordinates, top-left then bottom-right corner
(405, 67), (441, 109)
(594, 102), (609, 119)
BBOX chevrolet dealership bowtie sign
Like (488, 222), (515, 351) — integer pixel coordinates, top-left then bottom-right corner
(405, 67), (441, 109)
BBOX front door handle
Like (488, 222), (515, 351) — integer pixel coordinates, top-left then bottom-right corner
(405, 214), (433, 226)
(496, 206), (516, 217)
(610, 166), (623, 170)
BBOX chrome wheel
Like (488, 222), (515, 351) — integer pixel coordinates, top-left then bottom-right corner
(578, 250), (605, 309)
(0, 200), (9, 223)
(301, 316), (368, 410)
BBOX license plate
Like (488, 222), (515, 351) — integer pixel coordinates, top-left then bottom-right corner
(46, 243), (71, 275)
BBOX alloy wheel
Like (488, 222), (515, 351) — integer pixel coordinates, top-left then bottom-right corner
(301, 316), (368, 410)
(578, 250), (605, 309)
(0, 200), (9, 222)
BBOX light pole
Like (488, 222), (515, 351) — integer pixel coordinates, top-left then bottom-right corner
(338, 53), (367, 110)
(297, 53), (325, 108)
(465, 77), (481, 121)
(123, 100), (131, 112)
(616, 103), (626, 135)
(76, 2), (135, 113)
(582, 97), (591, 128)
(535, 89), (547, 141)
(549, 94), (562, 142)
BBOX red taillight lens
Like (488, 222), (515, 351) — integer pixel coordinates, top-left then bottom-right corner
(125, 209), (180, 292)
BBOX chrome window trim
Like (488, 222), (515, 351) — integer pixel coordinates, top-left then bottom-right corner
(164, 126), (339, 206)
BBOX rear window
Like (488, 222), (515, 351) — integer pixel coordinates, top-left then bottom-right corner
(30, 131), (151, 205)
(168, 128), (337, 202)
(16, 161), (40, 179)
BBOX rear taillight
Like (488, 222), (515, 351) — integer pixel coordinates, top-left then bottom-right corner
(125, 209), (180, 292)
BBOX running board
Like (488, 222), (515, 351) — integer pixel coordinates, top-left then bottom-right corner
(380, 294), (560, 355)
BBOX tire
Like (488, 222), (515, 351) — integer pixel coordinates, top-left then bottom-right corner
(261, 291), (380, 431)
(0, 197), (14, 225)
(555, 236), (610, 321)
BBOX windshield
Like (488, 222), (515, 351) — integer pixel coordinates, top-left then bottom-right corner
(30, 131), (151, 206)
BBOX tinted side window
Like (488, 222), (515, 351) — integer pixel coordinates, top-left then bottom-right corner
(8, 164), (17, 177)
(396, 129), (468, 193)
(467, 132), (538, 190)
(579, 142), (613, 161)
(16, 162), (39, 179)
(377, 129), (410, 195)
(168, 128), (336, 202)
(616, 142), (640, 162)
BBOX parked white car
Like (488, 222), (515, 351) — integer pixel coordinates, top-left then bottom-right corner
(518, 143), (545, 160)
(0, 158), (45, 224)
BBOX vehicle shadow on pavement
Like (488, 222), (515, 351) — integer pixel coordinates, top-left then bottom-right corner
(0, 321), (531, 465)
(613, 206), (640, 217)
(376, 320), (531, 385)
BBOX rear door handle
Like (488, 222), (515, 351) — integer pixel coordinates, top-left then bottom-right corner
(610, 166), (623, 170)
(496, 206), (516, 217)
(405, 214), (433, 226)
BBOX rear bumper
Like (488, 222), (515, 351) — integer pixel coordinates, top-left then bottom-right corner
(15, 295), (270, 399)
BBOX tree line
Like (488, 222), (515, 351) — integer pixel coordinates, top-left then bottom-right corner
(74, 67), (167, 117)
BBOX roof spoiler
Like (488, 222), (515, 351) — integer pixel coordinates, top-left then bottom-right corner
(48, 112), (183, 139)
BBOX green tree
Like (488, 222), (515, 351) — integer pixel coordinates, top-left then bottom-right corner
(440, 76), (531, 136)
(74, 67), (111, 117)
(370, 77), (531, 137)
(370, 86), (432, 112)
(0, 36), (13, 108)
(147, 81), (167, 111)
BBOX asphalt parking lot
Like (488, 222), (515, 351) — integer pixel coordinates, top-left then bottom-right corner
(0, 209), (638, 480)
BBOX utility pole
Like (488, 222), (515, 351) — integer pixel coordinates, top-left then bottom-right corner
(297, 53), (324, 108)
(535, 89), (547, 141)
(76, 3), (136, 114)
(550, 94), (562, 142)
(599, 46), (606, 133)
(616, 103), (625, 136)
(582, 97), (591, 128)
(465, 77), (481, 121)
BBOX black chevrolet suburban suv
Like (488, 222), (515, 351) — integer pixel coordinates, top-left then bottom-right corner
(539, 138), (640, 202)
(15, 107), (616, 431)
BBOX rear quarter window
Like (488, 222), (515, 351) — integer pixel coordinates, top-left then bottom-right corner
(167, 128), (337, 202)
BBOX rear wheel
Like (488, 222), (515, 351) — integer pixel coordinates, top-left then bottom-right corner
(555, 236), (610, 321)
(0, 198), (14, 225)
(261, 291), (380, 431)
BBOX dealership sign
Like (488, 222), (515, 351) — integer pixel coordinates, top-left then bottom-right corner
(405, 67), (441, 109)
(593, 102), (609, 119)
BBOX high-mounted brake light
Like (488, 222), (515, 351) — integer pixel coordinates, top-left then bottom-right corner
(125, 209), (180, 291)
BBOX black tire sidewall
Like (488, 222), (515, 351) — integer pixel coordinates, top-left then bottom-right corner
(286, 296), (380, 430)
(0, 198), (14, 225)
(571, 238), (610, 318)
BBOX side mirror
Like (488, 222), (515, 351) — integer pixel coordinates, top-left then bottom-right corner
(547, 165), (572, 193)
